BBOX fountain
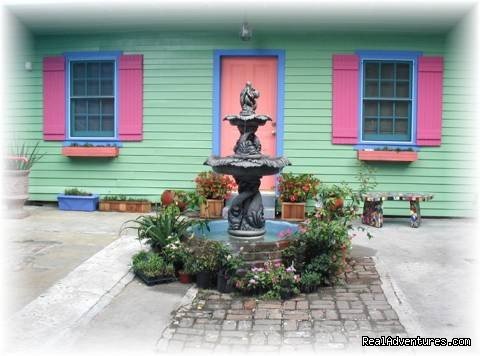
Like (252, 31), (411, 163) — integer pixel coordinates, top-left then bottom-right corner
(205, 81), (291, 240)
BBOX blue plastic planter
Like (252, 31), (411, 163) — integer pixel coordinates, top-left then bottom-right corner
(57, 194), (99, 212)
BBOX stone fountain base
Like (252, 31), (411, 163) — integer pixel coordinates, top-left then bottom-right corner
(228, 228), (265, 241)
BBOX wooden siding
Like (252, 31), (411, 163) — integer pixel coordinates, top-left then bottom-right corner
(6, 31), (477, 217)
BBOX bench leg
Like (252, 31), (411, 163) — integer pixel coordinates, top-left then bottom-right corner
(362, 200), (384, 228)
(409, 200), (421, 228)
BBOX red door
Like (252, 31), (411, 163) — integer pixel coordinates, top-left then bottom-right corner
(220, 56), (278, 190)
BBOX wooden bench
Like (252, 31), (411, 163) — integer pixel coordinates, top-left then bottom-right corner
(361, 192), (434, 228)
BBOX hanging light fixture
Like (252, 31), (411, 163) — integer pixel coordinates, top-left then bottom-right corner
(240, 22), (252, 41)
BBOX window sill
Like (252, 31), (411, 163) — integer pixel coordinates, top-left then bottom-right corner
(357, 150), (418, 162)
(62, 146), (120, 157)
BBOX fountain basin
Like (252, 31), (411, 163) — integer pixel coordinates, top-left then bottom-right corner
(205, 155), (290, 177)
(192, 220), (299, 265)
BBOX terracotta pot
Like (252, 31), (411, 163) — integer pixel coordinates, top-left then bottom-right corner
(330, 197), (344, 211)
(178, 271), (191, 284)
(3, 169), (30, 219)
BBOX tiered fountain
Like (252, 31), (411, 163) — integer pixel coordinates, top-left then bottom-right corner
(205, 82), (291, 241)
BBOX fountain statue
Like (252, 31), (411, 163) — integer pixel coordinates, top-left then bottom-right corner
(205, 82), (290, 240)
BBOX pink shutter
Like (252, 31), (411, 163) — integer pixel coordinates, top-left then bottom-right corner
(118, 54), (144, 141)
(332, 54), (359, 144)
(43, 56), (66, 140)
(417, 56), (443, 146)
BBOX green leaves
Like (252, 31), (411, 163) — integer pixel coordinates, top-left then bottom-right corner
(7, 141), (45, 170)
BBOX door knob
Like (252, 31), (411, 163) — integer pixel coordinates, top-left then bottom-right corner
(272, 130), (276, 136)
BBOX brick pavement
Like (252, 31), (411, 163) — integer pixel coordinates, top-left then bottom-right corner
(157, 257), (408, 353)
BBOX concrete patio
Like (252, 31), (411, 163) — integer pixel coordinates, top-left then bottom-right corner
(2, 205), (478, 354)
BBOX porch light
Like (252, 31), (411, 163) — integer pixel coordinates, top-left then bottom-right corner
(240, 22), (252, 41)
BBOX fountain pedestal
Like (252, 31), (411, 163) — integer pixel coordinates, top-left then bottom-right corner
(205, 82), (290, 240)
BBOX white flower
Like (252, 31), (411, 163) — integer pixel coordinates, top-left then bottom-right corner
(226, 255), (232, 260)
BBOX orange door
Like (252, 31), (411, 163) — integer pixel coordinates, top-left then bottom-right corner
(220, 56), (277, 190)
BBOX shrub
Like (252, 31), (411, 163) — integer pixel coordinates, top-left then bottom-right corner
(195, 171), (235, 200)
(64, 188), (92, 196)
(278, 173), (320, 203)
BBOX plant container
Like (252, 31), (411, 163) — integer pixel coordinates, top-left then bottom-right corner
(281, 202), (306, 221)
(99, 200), (151, 213)
(300, 285), (318, 294)
(134, 271), (177, 286)
(199, 199), (224, 219)
(3, 169), (30, 219)
(196, 271), (214, 289)
(357, 150), (418, 162)
(62, 146), (120, 157)
(58, 194), (99, 211)
(217, 272), (234, 293)
(178, 271), (192, 284)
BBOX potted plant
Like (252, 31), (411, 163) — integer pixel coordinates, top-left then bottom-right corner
(217, 250), (245, 294)
(195, 171), (235, 219)
(58, 188), (99, 211)
(4, 141), (44, 218)
(357, 147), (418, 162)
(62, 143), (119, 157)
(131, 250), (176, 286)
(160, 189), (190, 212)
(316, 183), (351, 213)
(278, 173), (320, 221)
(99, 194), (151, 213)
(189, 239), (224, 289)
(299, 271), (321, 294)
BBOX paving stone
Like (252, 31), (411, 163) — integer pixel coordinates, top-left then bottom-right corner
(212, 310), (226, 319)
(205, 331), (220, 343)
(283, 337), (312, 345)
(226, 313), (252, 320)
(384, 309), (399, 320)
(284, 330), (312, 338)
(331, 332), (348, 343)
(179, 317), (195, 327)
(314, 332), (332, 343)
(243, 298), (256, 310)
(257, 301), (282, 309)
(250, 332), (267, 345)
(310, 301), (335, 309)
(336, 301), (349, 309)
(283, 301), (296, 310)
(368, 310), (384, 320)
(282, 320), (298, 331)
(214, 344), (231, 353)
(238, 320), (253, 330)
(167, 340), (184, 352)
(249, 345), (280, 352)
(253, 324), (282, 331)
(230, 300), (244, 309)
(340, 312), (367, 320)
(222, 320), (237, 330)
(254, 309), (267, 319)
(254, 319), (282, 325)
(266, 331), (282, 345)
(298, 321), (313, 330)
(314, 320), (344, 332)
(267, 309), (283, 319)
(283, 310), (309, 320)
(171, 333), (189, 341)
(296, 301), (309, 309)
(220, 336), (249, 345)
(176, 327), (205, 336)
(343, 320), (358, 331)
(326, 310), (339, 320)
(220, 330), (249, 338)
(311, 310), (325, 320)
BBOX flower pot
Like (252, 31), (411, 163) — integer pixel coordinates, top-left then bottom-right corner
(178, 271), (192, 284)
(62, 146), (119, 157)
(199, 199), (224, 219)
(3, 169), (30, 219)
(58, 194), (99, 212)
(281, 202), (306, 221)
(217, 272), (234, 294)
(357, 150), (418, 162)
(196, 271), (214, 289)
(300, 285), (318, 294)
(99, 200), (151, 213)
(328, 197), (344, 211)
(279, 288), (295, 300)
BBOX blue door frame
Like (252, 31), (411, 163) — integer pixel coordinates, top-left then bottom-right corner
(212, 49), (286, 157)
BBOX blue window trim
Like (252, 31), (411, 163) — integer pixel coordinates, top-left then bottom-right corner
(212, 49), (286, 157)
(355, 50), (422, 148)
(64, 51), (122, 144)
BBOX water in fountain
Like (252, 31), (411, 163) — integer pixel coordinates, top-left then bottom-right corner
(205, 81), (291, 241)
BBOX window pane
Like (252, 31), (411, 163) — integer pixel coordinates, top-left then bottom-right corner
(364, 101), (378, 117)
(102, 116), (114, 131)
(364, 118), (378, 134)
(101, 80), (114, 96)
(380, 101), (393, 116)
(87, 63), (100, 78)
(380, 81), (394, 97)
(395, 119), (408, 134)
(73, 79), (85, 96)
(73, 99), (87, 114)
(365, 63), (379, 79)
(101, 62), (114, 78)
(396, 82), (410, 98)
(87, 80), (99, 96)
(397, 63), (410, 80)
(395, 101), (409, 118)
(88, 100), (100, 115)
(72, 63), (86, 79)
(102, 99), (114, 115)
(88, 116), (101, 131)
(379, 119), (393, 134)
(365, 81), (378, 97)
(381, 63), (394, 79)
(74, 115), (87, 131)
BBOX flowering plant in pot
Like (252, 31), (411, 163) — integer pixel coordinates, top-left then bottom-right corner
(131, 250), (176, 286)
(278, 173), (320, 221)
(188, 239), (225, 289)
(58, 188), (99, 212)
(5, 141), (44, 218)
(195, 171), (235, 219)
(217, 248), (245, 293)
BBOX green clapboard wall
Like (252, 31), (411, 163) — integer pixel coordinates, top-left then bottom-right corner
(6, 29), (477, 217)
